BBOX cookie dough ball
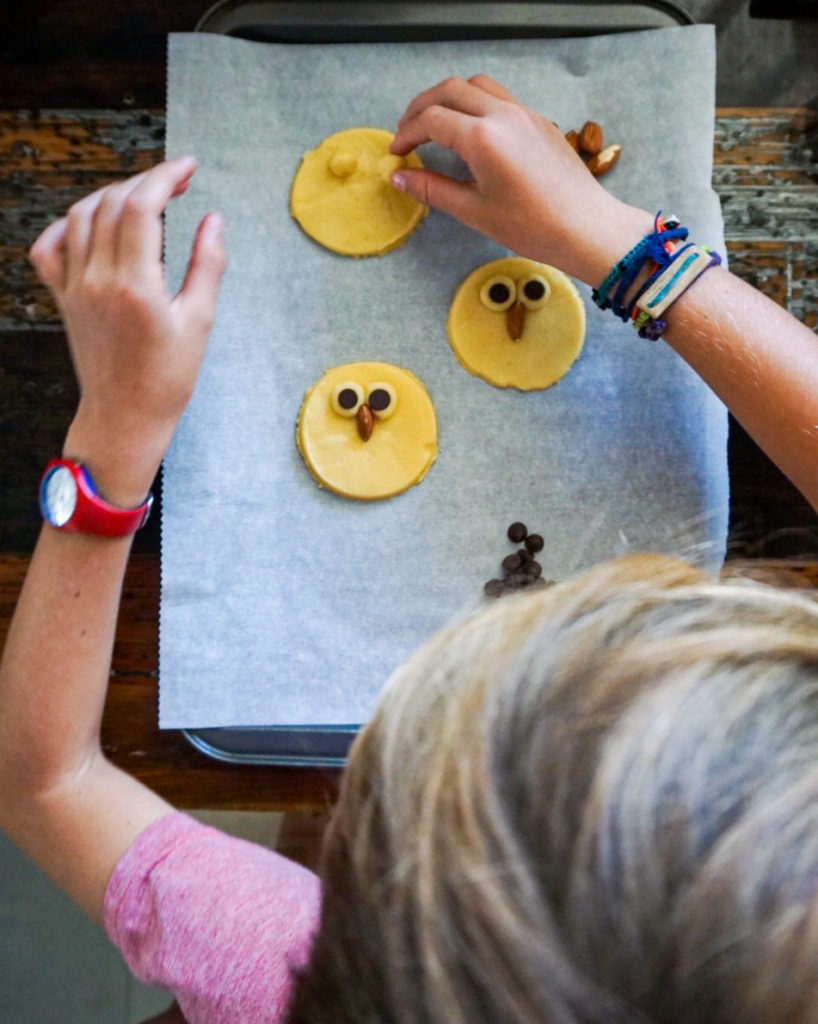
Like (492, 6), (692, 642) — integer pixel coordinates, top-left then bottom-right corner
(447, 258), (586, 390)
(290, 128), (427, 257)
(297, 361), (438, 500)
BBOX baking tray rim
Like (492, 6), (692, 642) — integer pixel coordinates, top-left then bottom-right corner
(195, 0), (695, 38)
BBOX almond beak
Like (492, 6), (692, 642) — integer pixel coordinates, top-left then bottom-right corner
(357, 403), (374, 441)
(506, 301), (526, 341)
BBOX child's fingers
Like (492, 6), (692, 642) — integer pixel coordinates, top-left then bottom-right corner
(28, 216), (68, 293)
(63, 171), (149, 285)
(396, 76), (500, 130)
(466, 73), (522, 105)
(390, 104), (473, 158)
(390, 167), (480, 225)
(467, 73), (557, 134)
(172, 211), (227, 334)
(116, 157), (198, 278)
(87, 173), (158, 278)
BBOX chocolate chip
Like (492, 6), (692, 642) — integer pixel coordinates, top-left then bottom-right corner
(523, 279), (546, 301)
(507, 522), (528, 543)
(510, 571), (530, 587)
(528, 560), (543, 579)
(484, 579), (505, 598)
(489, 282), (511, 304)
(517, 547), (532, 564)
(531, 577), (548, 589)
(338, 387), (359, 409)
(525, 533), (544, 553)
(502, 553), (522, 574)
(368, 388), (391, 412)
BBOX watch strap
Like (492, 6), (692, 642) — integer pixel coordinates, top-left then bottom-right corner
(41, 458), (153, 537)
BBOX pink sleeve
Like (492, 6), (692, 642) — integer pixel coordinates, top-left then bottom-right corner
(103, 812), (321, 1024)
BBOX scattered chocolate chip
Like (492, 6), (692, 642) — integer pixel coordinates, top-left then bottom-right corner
(502, 553), (522, 574)
(485, 524), (552, 599)
(507, 522), (527, 543)
(484, 579), (505, 598)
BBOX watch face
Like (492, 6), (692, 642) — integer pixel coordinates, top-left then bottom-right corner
(42, 466), (78, 527)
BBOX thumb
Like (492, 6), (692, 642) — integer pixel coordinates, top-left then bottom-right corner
(391, 168), (479, 224)
(174, 212), (227, 329)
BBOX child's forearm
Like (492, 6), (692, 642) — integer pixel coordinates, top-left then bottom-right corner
(0, 522), (173, 922)
(0, 527), (130, 790)
(660, 267), (818, 512)
(0, 156), (225, 924)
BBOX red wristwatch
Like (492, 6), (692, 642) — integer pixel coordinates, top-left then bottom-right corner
(39, 458), (153, 537)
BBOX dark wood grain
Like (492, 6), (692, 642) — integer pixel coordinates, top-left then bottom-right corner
(0, 0), (206, 109)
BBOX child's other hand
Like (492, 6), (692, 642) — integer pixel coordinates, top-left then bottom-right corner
(390, 74), (650, 285)
(28, 157), (227, 507)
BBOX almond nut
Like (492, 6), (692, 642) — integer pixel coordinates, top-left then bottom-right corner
(506, 302), (526, 341)
(564, 130), (580, 153)
(357, 403), (374, 441)
(578, 120), (604, 156)
(587, 143), (621, 178)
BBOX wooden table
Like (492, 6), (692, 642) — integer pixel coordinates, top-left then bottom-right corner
(1, 93), (816, 811)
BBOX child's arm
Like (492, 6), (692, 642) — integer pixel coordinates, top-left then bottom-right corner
(0, 157), (226, 925)
(390, 75), (818, 511)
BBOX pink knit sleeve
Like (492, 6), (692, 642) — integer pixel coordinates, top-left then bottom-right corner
(103, 812), (321, 1024)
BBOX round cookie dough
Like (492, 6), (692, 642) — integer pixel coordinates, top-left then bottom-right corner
(290, 127), (427, 257)
(447, 257), (586, 390)
(297, 361), (438, 500)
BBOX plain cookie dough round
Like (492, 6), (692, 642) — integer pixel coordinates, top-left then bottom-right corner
(297, 361), (438, 500)
(290, 128), (427, 257)
(447, 257), (586, 390)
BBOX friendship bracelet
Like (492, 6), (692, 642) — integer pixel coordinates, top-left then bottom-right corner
(593, 212), (688, 314)
(636, 246), (722, 319)
(594, 213), (721, 341)
(635, 251), (722, 340)
(610, 233), (689, 321)
(626, 241), (695, 321)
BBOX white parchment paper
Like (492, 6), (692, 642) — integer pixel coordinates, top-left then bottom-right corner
(160, 26), (728, 728)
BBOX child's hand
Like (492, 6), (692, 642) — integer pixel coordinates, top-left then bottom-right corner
(390, 74), (651, 285)
(28, 157), (226, 507)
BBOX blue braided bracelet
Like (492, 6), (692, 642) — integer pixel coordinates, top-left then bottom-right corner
(593, 214), (688, 314)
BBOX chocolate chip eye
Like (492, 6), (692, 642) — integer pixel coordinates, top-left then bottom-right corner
(519, 274), (550, 310)
(331, 381), (365, 417)
(479, 275), (516, 311)
(367, 381), (397, 419)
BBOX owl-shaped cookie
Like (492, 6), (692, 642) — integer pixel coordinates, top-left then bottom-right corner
(297, 361), (438, 500)
(448, 257), (586, 390)
(290, 128), (427, 256)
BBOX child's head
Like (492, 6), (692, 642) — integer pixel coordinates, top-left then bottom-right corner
(288, 554), (818, 1024)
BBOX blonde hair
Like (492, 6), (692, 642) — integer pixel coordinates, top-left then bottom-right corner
(287, 554), (818, 1024)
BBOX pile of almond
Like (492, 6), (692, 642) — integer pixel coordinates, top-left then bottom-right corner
(564, 120), (621, 178)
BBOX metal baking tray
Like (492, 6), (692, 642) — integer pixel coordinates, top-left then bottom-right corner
(182, 0), (695, 767)
(195, 0), (694, 39)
